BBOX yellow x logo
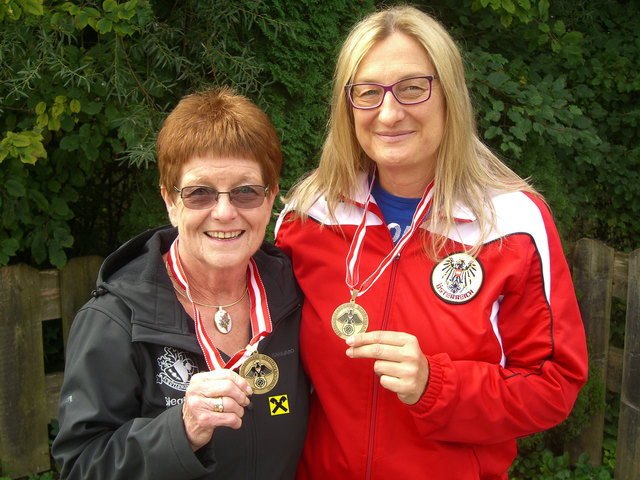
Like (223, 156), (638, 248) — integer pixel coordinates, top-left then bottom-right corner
(269, 394), (289, 415)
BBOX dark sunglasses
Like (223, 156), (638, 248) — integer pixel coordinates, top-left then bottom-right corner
(173, 185), (269, 210)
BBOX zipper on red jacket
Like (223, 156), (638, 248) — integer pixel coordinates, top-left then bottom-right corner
(365, 254), (400, 480)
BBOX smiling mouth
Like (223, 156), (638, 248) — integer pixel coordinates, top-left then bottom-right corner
(377, 131), (412, 140)
(206, 230), (243, 240)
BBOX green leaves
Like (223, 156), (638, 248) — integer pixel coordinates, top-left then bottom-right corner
(0, 0), (43, 21)
(56, 0), (144, 36)
(5, 178), (27, 197)
(1, 0), (160, 267)
(1, 0), (637, 268)
(455, 0), (640, 251)
(0, 131), (47, 164)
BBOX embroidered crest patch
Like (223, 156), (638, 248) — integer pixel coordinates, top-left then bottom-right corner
(155, 346), (199, 391)
(431, 252), (484, 304)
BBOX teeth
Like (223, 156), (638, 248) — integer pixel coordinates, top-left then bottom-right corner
(206, 231), (242, 239)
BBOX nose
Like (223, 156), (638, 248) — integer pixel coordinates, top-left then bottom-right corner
(377, 90), (404, 124)
(210, 193), (238, 220)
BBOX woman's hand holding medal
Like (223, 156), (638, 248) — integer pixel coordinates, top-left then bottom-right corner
(182, 369), (253, 451)
(346, 331), (430, 405)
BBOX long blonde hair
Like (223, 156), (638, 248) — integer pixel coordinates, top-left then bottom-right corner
(284, 5), (536, 258)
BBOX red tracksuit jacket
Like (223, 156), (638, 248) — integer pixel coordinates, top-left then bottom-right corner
(275, 177), (588, 480)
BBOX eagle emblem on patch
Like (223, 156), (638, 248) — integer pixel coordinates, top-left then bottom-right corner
(155, 346), (199, 391)
(431, 252), (484, 304)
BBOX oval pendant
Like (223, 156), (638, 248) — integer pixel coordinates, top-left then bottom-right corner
(214, 308), (232, 334)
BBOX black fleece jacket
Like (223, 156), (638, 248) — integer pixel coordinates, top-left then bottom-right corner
(52, 226), (309, 479)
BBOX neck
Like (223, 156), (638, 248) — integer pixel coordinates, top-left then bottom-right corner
(377, 166), (434, 198)
(165, 253), (247, 306)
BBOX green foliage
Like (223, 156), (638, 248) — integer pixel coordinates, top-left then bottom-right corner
(1, 0), (377, 267)
(510, 391), (620, 479)
(1, 0), (638, 265)
(601, 391), (619, 472)
(2, 4), (633, 478)
(43, 318), (65, 374)
(609, 297), (626, 349)
(510, 445), (614, 479)
(0, 0), (43, 22)
(426, 0), (639, 252)
(549, 347), (606, 445)
(1, 0), (164, 267)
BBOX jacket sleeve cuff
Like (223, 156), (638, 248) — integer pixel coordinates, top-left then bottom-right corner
(412, 355), (444, 415)
(407, 353), (460, 437)
(164, 406), (217, 476)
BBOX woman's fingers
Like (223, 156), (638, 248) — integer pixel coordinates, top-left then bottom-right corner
(182, 369), (253, 450)
(346, 330), (429, 405)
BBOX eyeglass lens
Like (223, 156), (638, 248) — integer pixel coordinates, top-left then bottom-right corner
(348, 76), (434, 109)
(178, 185), (267, 210)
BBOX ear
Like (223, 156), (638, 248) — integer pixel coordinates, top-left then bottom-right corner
(160, 185), (179, 227)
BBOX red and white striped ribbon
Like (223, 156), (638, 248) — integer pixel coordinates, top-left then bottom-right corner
(345, 172), (434, 298)
(166, 237), (272, 371)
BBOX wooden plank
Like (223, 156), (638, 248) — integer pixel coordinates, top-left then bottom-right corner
(39, 269), (61, 322)
(59, 255), (103, 351)
(567, 238), (614, 465)
(45, 372), (64, 423)
(606, 346), (623, 394)
(615, 249), (640, 479)
(0, 264), (50, 478)
(611, 250), (629, 300)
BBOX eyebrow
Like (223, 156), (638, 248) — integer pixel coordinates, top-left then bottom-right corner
(184, 173), (261, 185)
(351, 73), (431, 84)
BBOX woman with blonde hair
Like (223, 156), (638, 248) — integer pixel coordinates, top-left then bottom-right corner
(276, 5), (587, 479)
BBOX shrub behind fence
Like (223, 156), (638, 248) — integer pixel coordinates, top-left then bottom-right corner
(0, 240), (638, 479)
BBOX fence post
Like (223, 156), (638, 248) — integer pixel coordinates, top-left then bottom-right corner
(0, 265), (50, 478)
(59, 255), (103, 348)
(615, 248), (640, 479)
(567, 238), (614, 465)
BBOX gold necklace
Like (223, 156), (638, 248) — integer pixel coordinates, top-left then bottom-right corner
(171, 282), (248, 308)
(166, 260), (248, 334)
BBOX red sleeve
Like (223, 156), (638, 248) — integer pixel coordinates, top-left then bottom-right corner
(409, 200), (588, 444)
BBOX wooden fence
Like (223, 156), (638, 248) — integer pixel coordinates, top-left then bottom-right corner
(565, 239), (640, 478)
(0, 239), (638, 478)
(0, 255), (103, 479)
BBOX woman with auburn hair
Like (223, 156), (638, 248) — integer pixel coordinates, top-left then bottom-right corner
(53, 86), (308, 479)
(276, 5), (587, 479)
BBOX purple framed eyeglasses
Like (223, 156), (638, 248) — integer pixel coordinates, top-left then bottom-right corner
(345, 75), (439, 110)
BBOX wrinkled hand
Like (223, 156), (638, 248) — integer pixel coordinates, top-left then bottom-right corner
(346, 330), (429, 405)
(182, 369), (252, 451)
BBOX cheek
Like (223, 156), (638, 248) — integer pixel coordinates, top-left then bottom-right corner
(167, 203), (181, 227)
(353, 115), (372, 149)
(258, 210), (272, 232)
(176, 210), (207, 233)
(252, 205), (274, 234)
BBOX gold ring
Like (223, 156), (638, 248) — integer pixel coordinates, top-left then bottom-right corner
(212, 396), (224, 413)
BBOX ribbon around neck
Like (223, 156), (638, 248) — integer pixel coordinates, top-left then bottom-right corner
(345, 172), (434, 299)
(166, 237), (272, 370)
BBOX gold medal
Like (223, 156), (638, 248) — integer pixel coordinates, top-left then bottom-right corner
(239, 352), (279, 394)
(331, 290), (369, 339)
